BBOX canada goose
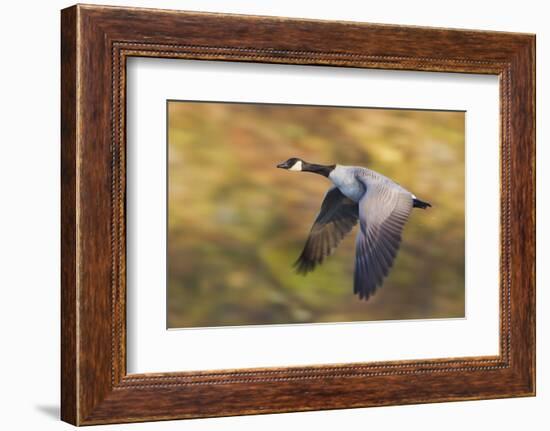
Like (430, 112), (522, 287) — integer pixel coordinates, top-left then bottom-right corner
(277, 157), (431, 300)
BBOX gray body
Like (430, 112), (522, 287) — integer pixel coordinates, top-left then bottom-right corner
(277, 158), (431, 300)
(328, 165), (412, 203)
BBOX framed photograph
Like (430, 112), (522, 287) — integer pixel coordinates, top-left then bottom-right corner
(61, 4), (535, 425)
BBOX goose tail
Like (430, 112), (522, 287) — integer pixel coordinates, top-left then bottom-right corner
(413, 198), (431, 209)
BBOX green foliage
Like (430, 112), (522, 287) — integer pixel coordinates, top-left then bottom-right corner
(167, 102), (465, 328)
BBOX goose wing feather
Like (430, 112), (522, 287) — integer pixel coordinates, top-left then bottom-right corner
(295, 187), (359, 273)
(354, 179), (413, 300)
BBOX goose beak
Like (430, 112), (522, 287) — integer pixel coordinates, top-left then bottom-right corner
(276, 162), (287, 169)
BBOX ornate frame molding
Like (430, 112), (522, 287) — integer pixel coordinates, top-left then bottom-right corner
(61, 5), (535, 425)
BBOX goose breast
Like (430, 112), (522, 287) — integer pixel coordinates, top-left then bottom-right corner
(329, 165), (370, 202)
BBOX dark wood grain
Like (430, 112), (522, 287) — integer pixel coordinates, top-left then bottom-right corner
(60, 4), (535, 425)
(60, 6), (77, 425)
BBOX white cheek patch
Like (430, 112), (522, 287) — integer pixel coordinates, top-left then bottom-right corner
(289, 160), (303, 171)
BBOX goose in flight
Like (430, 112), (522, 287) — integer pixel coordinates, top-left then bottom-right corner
(277, 157), (431, 300)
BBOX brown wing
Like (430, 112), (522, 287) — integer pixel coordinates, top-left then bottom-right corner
(354, 181), (413, 300)
(294, 187), (359, 274)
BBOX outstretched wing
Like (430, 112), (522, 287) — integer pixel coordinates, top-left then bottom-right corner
(295, 187), (359, 274)
(354, 181), (413, 300)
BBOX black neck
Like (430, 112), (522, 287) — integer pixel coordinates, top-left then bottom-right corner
(302, 162), (335, 177)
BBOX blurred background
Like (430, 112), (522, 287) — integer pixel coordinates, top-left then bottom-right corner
(167, 101), (465, 328)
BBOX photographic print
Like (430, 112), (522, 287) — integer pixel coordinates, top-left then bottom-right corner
(167, 101), (465, 329)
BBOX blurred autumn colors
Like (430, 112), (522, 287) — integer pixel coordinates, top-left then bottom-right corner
(167, 101), (465, 328)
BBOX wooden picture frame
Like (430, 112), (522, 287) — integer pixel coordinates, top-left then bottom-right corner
(61, 4), (535, 425)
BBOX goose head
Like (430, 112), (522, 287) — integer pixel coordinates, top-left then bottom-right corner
(277, 158), (336, 177)
(277, 157), (304, 171)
